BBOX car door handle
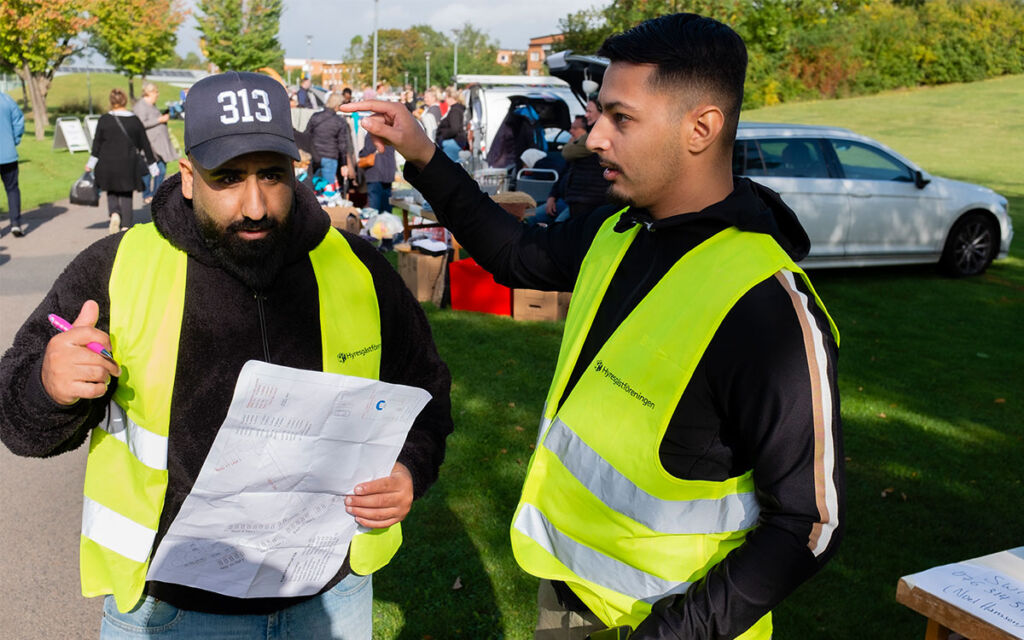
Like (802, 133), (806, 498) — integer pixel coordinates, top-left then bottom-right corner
(850, 189), (872, 198)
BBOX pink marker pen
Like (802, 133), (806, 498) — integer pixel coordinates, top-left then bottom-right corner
(47, 313), (116, 360)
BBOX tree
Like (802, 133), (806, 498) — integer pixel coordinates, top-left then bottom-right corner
(0, 0), (95, 139)
(195, 0), (284, 72)
(451, 22), (510, 76)
(557, 6), (614, 55)
(90, 0), (187, 100)
(351, 22), (510, 89)
(161, 50), (205, 70)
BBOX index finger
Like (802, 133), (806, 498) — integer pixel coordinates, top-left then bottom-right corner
(66, 325), (112, 349)
(339, 100), (403, 117)
(64, 328), (120, 374)
(352, 474), (399, 496)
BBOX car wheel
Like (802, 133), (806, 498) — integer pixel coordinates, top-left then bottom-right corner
(940, 213), (998, 277)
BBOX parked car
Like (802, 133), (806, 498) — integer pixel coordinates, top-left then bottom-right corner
(734, 123), (1012, 276)
(546, 52), (1013, 277)
(458, 74), (584, 168)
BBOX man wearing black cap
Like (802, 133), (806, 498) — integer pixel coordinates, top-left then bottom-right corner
(0, 71), (453, 638)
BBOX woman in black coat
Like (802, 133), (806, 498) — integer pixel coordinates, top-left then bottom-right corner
(86, 88), (156, 234)
(306, 93), (354, 190)
(436, 87), (468, 163)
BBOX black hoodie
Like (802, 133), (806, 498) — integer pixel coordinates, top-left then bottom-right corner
(406, 151), (843, 640)
(0, 174), (453, 614)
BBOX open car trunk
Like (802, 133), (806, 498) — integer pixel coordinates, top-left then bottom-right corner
(484, 93), (574, 169)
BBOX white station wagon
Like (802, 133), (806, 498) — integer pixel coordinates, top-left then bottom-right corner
(733, 123), (1013, 276)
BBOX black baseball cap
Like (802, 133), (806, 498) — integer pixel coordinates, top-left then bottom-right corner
(184, 71), (300, 169)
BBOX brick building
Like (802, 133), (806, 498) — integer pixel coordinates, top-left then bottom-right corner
(283, 58), (353, 88)
(526, 34), (564, 76)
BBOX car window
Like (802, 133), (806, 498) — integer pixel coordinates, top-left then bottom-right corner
(829, 139), (914, 182)
(733, 138), (830, 178)
(759, 139), (830, 178)
(732, 140), (768, 176)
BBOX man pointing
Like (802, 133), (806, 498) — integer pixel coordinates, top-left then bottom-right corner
(346, 13), (843, 640)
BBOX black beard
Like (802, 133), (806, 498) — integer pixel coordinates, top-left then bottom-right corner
(194, 202), (292, 291)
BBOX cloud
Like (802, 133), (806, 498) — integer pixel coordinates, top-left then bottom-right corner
(177, 0), (599, 56)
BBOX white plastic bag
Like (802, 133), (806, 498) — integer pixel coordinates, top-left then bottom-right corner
(364, 212), (405, 240)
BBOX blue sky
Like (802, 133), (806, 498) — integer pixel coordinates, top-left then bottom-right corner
(175, 0), (599, 58)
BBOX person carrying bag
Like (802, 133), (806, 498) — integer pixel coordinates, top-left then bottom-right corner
(85, 88), (158, 234)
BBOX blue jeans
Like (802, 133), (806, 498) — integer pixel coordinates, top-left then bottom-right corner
(367, 181), (392, 215)
(317, 158), (339, 190)
(441, 139), (462, 163)
(527, 199), (570, 226)
(99, 572), (372, 639)
(1, 160), (21, 227)
(142, 160), (166, 201)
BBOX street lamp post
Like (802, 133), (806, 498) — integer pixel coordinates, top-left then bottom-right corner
(372, 0), (379, 90)
(425, 51), (431, 90)
(306, 35), (313, 80)
(453, 30), (459, 81)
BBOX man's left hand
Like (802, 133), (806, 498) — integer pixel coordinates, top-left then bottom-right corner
(345, 462), (413, 528)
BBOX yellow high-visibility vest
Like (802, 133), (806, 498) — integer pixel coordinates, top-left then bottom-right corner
(511, 212), (838, 636)
(81, 223), (401, 612)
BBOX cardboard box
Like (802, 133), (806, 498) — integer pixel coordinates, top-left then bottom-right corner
(513, 289), (571, 322)
(449, 258), (512, 316)
(492, 192), (538, 221)
(397, 251), (445, 302)
(323, 206), (363, 234)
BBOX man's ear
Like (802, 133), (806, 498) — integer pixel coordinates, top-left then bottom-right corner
(179, 157), (194, 199)
(685, 104), (726, 155)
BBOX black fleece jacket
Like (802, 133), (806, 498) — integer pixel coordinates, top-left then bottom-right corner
(0, 174), (453, 614)
(306, 108), (352, 165)
(406, 151), (844, 640)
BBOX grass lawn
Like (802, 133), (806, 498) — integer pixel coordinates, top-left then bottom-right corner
(2, 74), (185, 218)
(3, 74), (1022, 638)
(8, 72), (186, 120)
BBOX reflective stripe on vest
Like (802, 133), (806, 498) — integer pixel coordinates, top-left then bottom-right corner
(81, 224), (399, 612)
(511, 212), (838, 636)
(541, 417), (760, 534)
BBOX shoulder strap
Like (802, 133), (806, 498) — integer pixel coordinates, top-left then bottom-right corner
(111, 114), (147, 163)
(110, 113), (133, 143)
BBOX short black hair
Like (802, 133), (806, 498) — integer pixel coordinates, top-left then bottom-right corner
(597, 13), (747, 147)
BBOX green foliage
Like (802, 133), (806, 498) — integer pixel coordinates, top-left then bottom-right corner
(918, 0), (1024, 84)
(0, 0), (95, 136)
(557, 6), (613, 55)
(0, 0), (92, 77)
(89, 0), (186, 95)
(160, 50), (205, 70)
(840, 3), (924, 94)
(554, 0), (1024, 108)
(353, 23), (514, 89)
(195, 0), (284, 72)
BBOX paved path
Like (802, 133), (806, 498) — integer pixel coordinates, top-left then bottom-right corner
(0, 196), (150, 639)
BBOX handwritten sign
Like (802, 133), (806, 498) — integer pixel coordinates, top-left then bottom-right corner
(52, 117), (90, 153)
(84, 115), (101, 143)
(904, 555), (1024, 637)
